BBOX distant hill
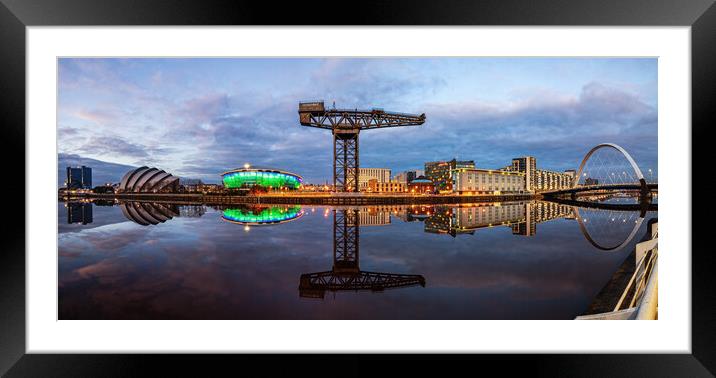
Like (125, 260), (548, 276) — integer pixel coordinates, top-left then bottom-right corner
(58, 154), (136, 188)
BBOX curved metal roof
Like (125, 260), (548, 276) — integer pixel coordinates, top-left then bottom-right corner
(119, 167), (179, 192)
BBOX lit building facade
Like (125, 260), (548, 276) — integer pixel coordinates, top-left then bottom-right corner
(510, 157), (537, 192)
(393, 171), (416, 184)
(425, 159), (475, 193)
(508, 157), (575, 192)
(66, 166), (92, 189)
(451, 168), (525, 194)
(359, 168), (391, 191)
(367, 179), (406, 193)
(533, 169), (575, 191)
(221, 167), (302, 190)
(407, 177), (434, 194)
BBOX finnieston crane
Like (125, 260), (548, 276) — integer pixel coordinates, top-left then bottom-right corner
(298, 101), (426, 192)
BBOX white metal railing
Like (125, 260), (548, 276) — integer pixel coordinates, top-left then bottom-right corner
(614, 237), (658, 313)
(576, 223), (658, 320)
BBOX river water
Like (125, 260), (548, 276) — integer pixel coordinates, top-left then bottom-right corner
(58, 199), (657, 319)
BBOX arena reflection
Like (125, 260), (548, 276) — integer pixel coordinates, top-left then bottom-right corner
(221, 204), (304, 226)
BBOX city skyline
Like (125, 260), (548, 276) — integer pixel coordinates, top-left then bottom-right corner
(58, 57), (657, 185)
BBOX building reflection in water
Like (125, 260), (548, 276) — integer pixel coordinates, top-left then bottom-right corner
(423, 202), (574, 237)
(67, 201), (93, 224)
(299, 209), (426, 299)
(119, 202), (181, 226)
(221, 205), (304, 226)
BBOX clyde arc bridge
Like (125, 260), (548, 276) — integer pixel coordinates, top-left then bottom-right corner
(298, 101), (425, 192)
(542, 143), (658, 202)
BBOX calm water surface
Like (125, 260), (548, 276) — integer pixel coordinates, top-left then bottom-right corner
(58, 199), (656, 319)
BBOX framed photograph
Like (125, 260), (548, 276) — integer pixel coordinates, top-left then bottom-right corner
(2, 0), (713, 375)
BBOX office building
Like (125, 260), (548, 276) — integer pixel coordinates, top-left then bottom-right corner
(367, 179), (406, 193)
(394, 170), (418, 184)
(66, 166), (92, 189)
(359, 168), (391, 191)
(451, 168), (525, 194)
(425, 159), (474, 193)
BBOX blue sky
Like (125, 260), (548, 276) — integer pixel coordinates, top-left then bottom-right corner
(58, 58), (657, 184)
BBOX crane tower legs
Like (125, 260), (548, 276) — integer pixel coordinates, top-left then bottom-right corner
(333, 130), (359, 192)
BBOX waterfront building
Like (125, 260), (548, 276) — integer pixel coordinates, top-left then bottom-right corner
(367, 179), (406, 193)
(510, 157), (537, 192)
(393, 170), (418, 184)
(508, 157), (575, 192)
(451, 168), (525, 195)
(118, 167), (180, 193)
(66, 166), (92, 189)
(407, 176), (434, 194)
(359, 168), (391, 191)
(221, 167), (302, 191)
(564, 169), (577, 181)
(534, 169), (575, 191)
(425, 159), (474, 193)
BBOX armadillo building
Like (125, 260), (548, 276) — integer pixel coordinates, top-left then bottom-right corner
(221, 167), (302, 190)
(118, 166), (180, 193)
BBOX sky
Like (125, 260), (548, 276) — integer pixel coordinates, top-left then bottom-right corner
(58, 58), (657, 185)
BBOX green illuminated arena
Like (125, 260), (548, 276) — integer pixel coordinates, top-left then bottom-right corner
(221, 167), (303, 190)
(222, 205), (304, 225)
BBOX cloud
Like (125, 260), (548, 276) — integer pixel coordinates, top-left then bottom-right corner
(79, 136), (150, 159)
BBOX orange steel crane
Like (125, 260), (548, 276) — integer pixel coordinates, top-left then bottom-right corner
(298, 101), (426, 192)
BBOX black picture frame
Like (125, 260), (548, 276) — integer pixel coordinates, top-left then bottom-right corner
(1, 0), (713, 376)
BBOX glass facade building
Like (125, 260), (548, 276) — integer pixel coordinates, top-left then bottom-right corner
(425, 159), (475, 193)
(66, 166), (92, 189)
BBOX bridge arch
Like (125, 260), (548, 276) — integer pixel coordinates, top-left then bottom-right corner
(573, 143), (646, 190)
(574, 207), (645, 252)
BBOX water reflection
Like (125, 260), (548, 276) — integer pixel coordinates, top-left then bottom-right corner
(119, 202), (180, 226)
(67, 201), (93, 225)
(58, 198), (657, 319)
(221, 204), (304, 225)
(299, 209), (425, 299)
